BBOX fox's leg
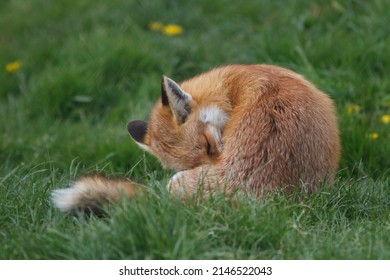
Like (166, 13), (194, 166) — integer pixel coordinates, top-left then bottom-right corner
(167, 165), (227, 197)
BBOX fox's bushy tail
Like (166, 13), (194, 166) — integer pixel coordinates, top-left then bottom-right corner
(51, 175), (143, 215)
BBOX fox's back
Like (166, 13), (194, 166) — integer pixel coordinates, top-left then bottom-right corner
(179, 65), (340, 192)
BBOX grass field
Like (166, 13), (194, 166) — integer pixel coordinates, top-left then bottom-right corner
(1, 0), (389, 259)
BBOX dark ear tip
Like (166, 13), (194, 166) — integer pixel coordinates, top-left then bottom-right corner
(161, 76), (169, 106)
(127, 120), (148, 143)
(161, 75), (169, 86)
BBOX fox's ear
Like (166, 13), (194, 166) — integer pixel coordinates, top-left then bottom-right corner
(127, 120), (148, 144)
(161, 76), (192, 124)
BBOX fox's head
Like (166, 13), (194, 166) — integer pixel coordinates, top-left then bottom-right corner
(127, 76), (228, 171)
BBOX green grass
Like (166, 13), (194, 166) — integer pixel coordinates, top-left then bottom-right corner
(1, 0), (389, 259)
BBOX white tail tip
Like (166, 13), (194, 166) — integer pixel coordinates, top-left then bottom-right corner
(51, 187), (83, 213)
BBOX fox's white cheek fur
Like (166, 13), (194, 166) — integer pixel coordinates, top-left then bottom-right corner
(200, 106), (229, 129)
(199, 106), (229, 152)
(135, 142), (152, 153)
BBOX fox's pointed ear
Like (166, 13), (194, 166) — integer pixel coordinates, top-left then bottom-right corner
(127, 120), (148, 144)
(161, 76), (192, 124)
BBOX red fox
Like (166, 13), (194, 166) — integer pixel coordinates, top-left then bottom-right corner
(52, 64), (340, 214)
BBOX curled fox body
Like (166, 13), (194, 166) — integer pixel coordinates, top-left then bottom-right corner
(52, 64), (340, 213)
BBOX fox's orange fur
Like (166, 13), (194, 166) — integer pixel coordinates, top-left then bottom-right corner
(52, 64), (340, 214)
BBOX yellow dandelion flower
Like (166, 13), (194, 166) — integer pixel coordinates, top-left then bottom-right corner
(369, 132), (379, 140)
(162, 24), (183, 36)
(381, 114), (390, 124)
(148, 21), (164, 31)
(346, 104), (360, 114)
(6, 61), (22, 73)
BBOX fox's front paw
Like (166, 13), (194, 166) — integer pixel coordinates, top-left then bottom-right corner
(167, 171), (187, 196)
